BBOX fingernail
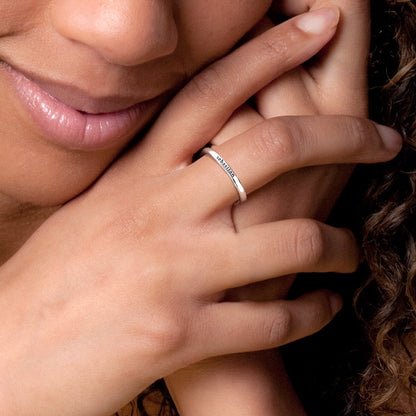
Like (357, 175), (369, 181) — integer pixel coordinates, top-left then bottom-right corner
(329, 293), (343, 315)
(375, 124), (403, 152)
(295, 7), (340, 35)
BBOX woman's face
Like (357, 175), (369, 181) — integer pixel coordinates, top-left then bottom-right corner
(0, 0), (271, 206)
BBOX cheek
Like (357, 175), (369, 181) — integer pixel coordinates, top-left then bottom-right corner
(0, 136), (118, 206)
(176, 0), (272, 73)
(0, 0), (45, 35)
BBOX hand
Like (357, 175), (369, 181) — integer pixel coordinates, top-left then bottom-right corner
(0, 8), (400, 416)
(165, 1), (372, 415)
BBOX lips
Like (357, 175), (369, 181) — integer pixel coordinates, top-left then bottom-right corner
(5, 64), (165, 151)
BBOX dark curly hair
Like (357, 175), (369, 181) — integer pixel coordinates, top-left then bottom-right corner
(117, 380), (177, 416)
(349, 0), (416, 414)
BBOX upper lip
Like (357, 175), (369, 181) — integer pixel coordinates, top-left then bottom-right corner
(7, 63), (166, 114)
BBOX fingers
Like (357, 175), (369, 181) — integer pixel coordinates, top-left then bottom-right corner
(199, 290), (342, 357)
(274, 0), (370, 115)
(131, 8), (340, 174)
(203, 219), (359, 293)
(210, 105), (263, 146)
(310, 0), (370, 115)
(191, 115), (401, 209)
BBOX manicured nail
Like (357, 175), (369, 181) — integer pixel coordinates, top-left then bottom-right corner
(375, 124), (403, 152)
(295, 7), (340, 35)
(329, 293), (343, 315)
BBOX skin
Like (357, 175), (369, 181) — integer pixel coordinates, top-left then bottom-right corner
(0, 1), (401, 416)
(165, 0), (372, 415)
(0, 0), (271, 260)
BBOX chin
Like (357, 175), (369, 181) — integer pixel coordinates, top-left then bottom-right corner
(1, 154), (116, 207)
(3, 178), (94, 207)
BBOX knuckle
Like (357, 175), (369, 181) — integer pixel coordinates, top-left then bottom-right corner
(345, 116), (373, 153)
(258, 34), (288, 61)
(263, 306), (292, 345)
(252, 119), (296, 163)
(294, 220), (326, 267)
(141, 309), (188, 358)
(185, 64), (228, 104)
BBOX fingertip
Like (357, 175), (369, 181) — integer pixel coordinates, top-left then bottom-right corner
(338, 227), (360, 274)
(294, 7), (340, 35)
(329, 292), (343, 315)
(375, 123), (403, 154)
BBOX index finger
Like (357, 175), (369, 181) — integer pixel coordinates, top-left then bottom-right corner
(128, 8), (340, 175)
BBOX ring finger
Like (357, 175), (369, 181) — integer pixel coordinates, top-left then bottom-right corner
(190, 115), (401, 211)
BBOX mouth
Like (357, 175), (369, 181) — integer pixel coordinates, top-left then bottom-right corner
(4, 63), (169, 151)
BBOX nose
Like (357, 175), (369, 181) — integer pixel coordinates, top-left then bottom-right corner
(50, 0), (178, 66)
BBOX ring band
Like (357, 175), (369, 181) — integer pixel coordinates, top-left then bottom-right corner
(202, 148), (247, 204)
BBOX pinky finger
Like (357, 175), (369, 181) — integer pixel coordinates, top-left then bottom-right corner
(199, 290), (342, 358)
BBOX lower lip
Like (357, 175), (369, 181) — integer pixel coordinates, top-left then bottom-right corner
(6, 65), (161, 151)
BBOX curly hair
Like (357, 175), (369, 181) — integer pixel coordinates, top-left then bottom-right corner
(115, 380), (177, 416)
(351, 0), (416, 414)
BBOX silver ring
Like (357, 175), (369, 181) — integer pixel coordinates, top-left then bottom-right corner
(202, 148), (247, 204)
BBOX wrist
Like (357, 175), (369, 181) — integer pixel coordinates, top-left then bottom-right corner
(166, 351), (307, 416)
